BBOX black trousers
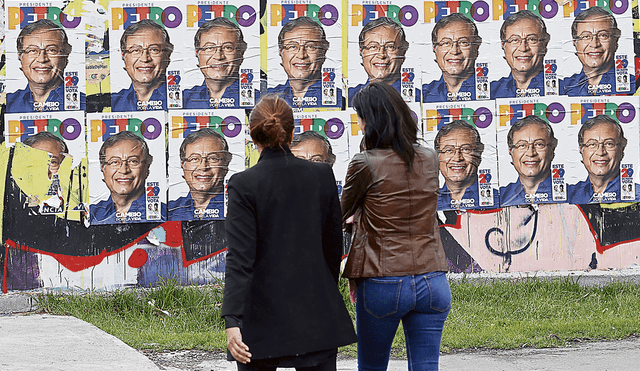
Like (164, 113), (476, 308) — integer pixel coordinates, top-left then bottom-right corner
(236, 352), (337, 371)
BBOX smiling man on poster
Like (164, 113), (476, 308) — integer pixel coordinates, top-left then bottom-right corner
(182, 18), (258, 109)
(91, 131), (165, 223)
(569, 115), (640, 203)
(112, 20), (173, 111)
(169, 129), (231, 220)
(348, 17), (419, 104)
(7, 19), (85, 113)
(268, 16), (342, 108)
(491, 10), (551, 98)
(423, 13), (482, 103)
(500, 115), (557, 205)
(564, 6), (634, 96)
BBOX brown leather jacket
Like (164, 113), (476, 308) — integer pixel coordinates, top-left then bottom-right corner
(341, 146), (449, 278)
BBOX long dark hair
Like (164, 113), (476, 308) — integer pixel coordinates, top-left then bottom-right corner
(351, 82), (417, 170)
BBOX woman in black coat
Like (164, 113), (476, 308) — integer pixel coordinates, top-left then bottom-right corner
(221, 95), (357, 371)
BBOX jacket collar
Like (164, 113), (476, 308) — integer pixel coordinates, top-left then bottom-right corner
(258, 145), (293, 162)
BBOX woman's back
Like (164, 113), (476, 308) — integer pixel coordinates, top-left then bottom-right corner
(342, 145), (448, 277)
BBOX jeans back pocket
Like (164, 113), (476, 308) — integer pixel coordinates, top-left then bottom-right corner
(424, 272), (452, 313)
(362, 278), (402, 319)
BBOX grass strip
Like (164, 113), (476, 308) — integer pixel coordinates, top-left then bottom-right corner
(36, 276), (640, 355)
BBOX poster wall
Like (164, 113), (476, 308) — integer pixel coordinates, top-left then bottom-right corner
(266, 0), (344, 109)
(5, 1), (86, 113)
(168, 109), (246, 221)
(420, 0), (493, 103)
(424, 100), (498, 210)
(109, 1), (184, 112)
(292, 110), (350, 195)
(177, 1), (260, 110)
(562, 1), (635, 96)
(87, 111), (167, 224)
(347, 1), (424, 106)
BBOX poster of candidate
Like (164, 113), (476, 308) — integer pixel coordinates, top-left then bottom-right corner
(347, 1), (423, 106)
(423, 100), (498, 210)
(87, 111), (167, 224)
(490, 3), (564, 99)
(292, 110), (350, 197)
(109, 1), (184, 112)
(175, 1), (260, 110)
(496, 96), (577, 207)
(562, 1), (635, 96)
(4, 111), (86, 217)
(565, 96), (640, 204)
(266, 0), (344, 109)
(168, 109), (245, 221)
(5, 1), (86, 113)
(420, 0), (492, 103)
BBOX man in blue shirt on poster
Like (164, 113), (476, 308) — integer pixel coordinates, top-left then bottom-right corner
(90, 131), (165, 224)
(434, 120), (498, 210)
(491, 10), (554, 98)
(267, 17), (343, 109)
(569, 115), (640, 204)
(7, 19), (85, 113)
(169, 129), (231, 221)
(500, 115), (558, 206)
(182, 18), (259, 109)
(422, 13), (482, 103)
(112, 20), (172, 112)
(564, 6), (634, 96)
(348, 17), (420, 105)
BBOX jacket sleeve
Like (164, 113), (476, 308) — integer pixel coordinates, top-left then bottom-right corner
(221, 173), (257, 322)
(322, 166), (344, 284)
(341, 152), (371, 224)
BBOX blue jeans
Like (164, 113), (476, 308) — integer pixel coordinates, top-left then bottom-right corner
(356, 272), (451, 371)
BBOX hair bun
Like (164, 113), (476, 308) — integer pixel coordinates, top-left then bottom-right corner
(249, 96), (295, 149)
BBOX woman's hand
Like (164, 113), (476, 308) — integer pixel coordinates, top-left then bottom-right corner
(226, 327), (252, 364)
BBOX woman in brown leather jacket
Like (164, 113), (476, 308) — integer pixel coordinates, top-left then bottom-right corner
(342, 83), (451, 371)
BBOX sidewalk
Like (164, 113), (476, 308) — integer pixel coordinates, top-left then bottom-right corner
(0, 314), (160, 371)
(2, 314), (640, 371)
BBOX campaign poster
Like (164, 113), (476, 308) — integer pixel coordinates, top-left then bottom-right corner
(420, 0), (493, 103)
(565, 96), (640, 204)
(424, 100), (498, 210)
(293, 111), (350, 196)
(168, 109), (245, 221)
(109, 1), (184, 112)
(4, 111), (86, 217)
(347, 1), (423, 106)
(562, 1), (635, 96)
(266, 0), (344, 110)
(5, 1), (86, 113)
(496, 96), (577, 207)
(87, 111), (167, 224)
(490, 1), (564, 99)
(176, 1), (260, 110)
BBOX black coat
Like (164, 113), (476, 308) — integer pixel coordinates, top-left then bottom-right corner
(221, 147), (357, 360)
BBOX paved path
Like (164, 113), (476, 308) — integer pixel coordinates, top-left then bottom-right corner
(2, 314), (639, 370)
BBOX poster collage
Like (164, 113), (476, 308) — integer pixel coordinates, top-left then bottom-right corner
(2, 0), (640, 226)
